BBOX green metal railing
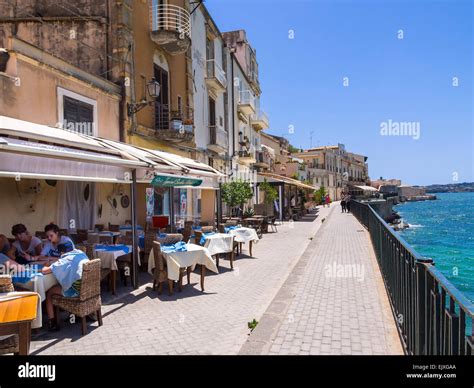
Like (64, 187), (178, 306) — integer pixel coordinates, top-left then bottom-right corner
(351, 200), (474, 355)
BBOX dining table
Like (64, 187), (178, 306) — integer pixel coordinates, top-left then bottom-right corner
(12, 268), (57, 329)
(93, 244), (137, 294)
(228, 227), (260, 257)
(148, 243), (218, 291)
(200, 233), (235, 269)
(0, 291), (39, 355)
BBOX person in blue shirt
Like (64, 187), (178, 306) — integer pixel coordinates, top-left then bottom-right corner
(27, 223), (75, 265)
(41, 242), (88, 331)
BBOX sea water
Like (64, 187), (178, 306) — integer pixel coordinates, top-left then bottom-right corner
(396, 192), (474, 303)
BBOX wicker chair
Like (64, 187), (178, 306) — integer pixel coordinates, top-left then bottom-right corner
(152, 234), (190, 295)
(74, 229), (88, 244)
(201, 226), (215, 233)
(108, 224), (120, 232)
(87, 234), (100, 244)
(194, 231), (205, 247)
(118, 231), (133, 245)
(52, 259), (103, 335)
(141, 229), (159, 270)
(116, 232), (133, 286)
(0, 275), (18, 355)
(94, 224), (104, 232)
(99, 235), (113, 245)
(35, 231), (47, 239)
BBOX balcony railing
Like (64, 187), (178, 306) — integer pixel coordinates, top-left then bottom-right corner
(150, 4), (191, 54)
(206, 59), (226, 92)
(351, 200), (474, 355)
(154, 104), (194, 142)
(308, 163), (325, 170)
(250, 110), (269, 130)
(237, 90), (255, 114)
(208, 125), (228, 151)
(254, 150), (271, 168)
(150, 4), (191, 37)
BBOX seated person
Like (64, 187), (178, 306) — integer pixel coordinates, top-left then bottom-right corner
(0, 252), (25, 273)
(7, 224), (42, 264)
(0, 234), (11, 255)
(41, 243), (89, 331)
(30, 224), (75, 265)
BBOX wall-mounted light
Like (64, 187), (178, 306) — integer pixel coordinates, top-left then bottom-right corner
(127, 78), (161, 116)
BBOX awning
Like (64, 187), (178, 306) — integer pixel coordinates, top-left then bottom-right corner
(353, 185), (377, 192)
(0, 115), (223, 185)
(261, 144), (275, 156)
(258, 172), (319, 191)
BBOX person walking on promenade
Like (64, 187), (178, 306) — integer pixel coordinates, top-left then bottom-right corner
(325, 195), (331, 208)
(345, 194), (352, 212)
(341, 196), (346, 212)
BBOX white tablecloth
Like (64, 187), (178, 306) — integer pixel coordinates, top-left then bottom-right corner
(94, 245), (137, 271)
(229, 227), (260, 243)
(148, 243), (218, 281)
(203, 233), (234, 256)
(13, 274), (57, 329)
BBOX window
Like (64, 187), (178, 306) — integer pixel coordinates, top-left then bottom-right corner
(154, 64), (169, 130)
(58, 87), (97, 136)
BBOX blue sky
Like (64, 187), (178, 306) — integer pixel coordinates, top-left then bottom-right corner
(205, 0), (473, 186)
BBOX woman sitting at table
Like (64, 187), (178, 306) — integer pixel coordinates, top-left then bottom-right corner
(7, 224), (42, 264)
(27, 224), (75, 265)
(41, 243), (89, 331)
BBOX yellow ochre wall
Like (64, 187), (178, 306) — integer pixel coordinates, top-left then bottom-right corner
(0, 178), (134, 237)
(0, 54), (121, 140)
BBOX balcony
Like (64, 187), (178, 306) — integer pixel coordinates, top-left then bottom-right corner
(205, 59), (227, 94)
(237, 90), (256, 115)
(207, 126), (228, 154)
(249, 70), (261, 93)
(238, 146), (256, 164)
(150, 4), (191, 55)
(254, 150), (271, 169)
(153, 104), (194, 143)
(250, 110), (269, 130)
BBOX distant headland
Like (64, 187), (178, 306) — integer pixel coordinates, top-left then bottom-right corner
(424, 182), (474, 193)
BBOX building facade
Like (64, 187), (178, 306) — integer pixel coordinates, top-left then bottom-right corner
(293, 144), (369, 200)
(0, 1), (274, 225)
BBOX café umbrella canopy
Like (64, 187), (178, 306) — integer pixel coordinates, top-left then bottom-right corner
(151, 174), (203, 187)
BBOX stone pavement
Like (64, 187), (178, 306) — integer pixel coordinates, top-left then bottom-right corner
(30, 206), (333, 355)
(240, 206), (404, 355)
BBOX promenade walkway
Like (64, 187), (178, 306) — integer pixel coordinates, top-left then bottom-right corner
(240, 205), (404, 355)
(31, 207), (332, 355)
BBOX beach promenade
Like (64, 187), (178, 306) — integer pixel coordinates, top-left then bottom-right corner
(240, 205), (403, 355)
(30, 204), (402, 355)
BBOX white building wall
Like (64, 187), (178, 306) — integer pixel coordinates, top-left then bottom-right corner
(191, 8), (227, 157)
